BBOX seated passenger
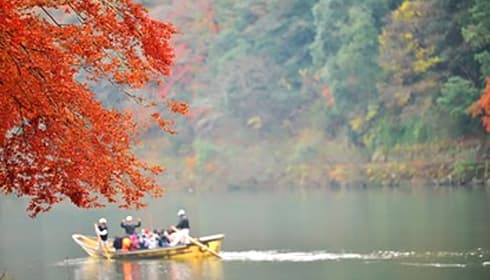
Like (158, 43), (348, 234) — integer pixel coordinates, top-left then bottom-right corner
(129, 234), (140, 250)
(120, 216), (141, 235)
(121, 237), (131, 251)
(138, 229), (148, 249)
(113, 236), (123, 250)
(146, 231), (159, 249)
(156, 229), (169, 247)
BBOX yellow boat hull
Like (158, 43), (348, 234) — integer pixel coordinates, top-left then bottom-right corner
(72, 233), (224, 260)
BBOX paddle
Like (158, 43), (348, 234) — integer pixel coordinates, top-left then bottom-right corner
(172, 227), (221, 258)
(94, 223), (111, 260)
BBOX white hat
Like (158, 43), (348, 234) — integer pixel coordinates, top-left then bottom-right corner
(126, 215), (133, 222)
(99, 218), (107, 224)
(177, 209), (186, 216)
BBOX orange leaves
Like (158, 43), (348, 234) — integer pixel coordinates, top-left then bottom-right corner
(151, 113), (176, 134)
(0, 0), (184, 217)
(167, 100), (189, 115)
(471, 77), (490, 131)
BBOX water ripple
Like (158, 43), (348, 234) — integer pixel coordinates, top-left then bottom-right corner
(400, 262), (467, 268)
(220, 249), (490, 266)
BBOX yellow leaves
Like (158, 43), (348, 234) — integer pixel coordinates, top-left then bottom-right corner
(327, 165), (347, 182)
(247, 115), (262, 129)
(395, 91), (411, 106)
(366, 104), (379, 121)
(379, 31), (387, 47)
(393, 1), (421, 21)
(349, 105), (379, 133)
(349, 116), (364, 132)
(414, 56), (441, 73)
(402, 32), (413, 41)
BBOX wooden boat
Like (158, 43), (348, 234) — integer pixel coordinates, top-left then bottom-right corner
(72, 233), (224, 260)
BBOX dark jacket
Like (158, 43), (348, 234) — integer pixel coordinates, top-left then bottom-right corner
(98, 225), (109, 241)
(120, 221), (141, 235)
(176, 216), (190, 230)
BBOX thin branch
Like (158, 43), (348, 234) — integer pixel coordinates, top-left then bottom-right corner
(40, 7), (61, 27)
(67, 3), (86, 23)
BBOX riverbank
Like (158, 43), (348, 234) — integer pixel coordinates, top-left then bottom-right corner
(158, 137), (490, 192)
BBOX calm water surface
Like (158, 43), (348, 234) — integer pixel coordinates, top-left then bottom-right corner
(0, 187), (489, 279)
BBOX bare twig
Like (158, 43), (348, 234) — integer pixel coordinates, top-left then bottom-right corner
(40, 7), (62, 27)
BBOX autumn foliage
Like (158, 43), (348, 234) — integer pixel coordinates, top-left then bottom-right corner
(472, 77), (490, 131)
(0, 0), (188, 216)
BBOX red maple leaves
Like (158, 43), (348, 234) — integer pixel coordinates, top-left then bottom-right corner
(0, 0), (187, 216)
(471, 77), (490, 131)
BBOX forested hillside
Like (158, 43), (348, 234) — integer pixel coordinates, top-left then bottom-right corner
(135, 0), (490, 189)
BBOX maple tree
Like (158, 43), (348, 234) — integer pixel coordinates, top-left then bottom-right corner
(471, 78), (490, 132)
(0, 0), (189, 216)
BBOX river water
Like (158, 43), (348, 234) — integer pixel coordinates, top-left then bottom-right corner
(0, 187), (489, 279)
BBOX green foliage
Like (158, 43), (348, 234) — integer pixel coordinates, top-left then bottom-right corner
(452, 159), (481, 182)
(363, 115), (434, 149)
(133, 0), (490, 190)
(462, 0), (490, 84)
(475, 51), (490, 77)
(462, 0), (490, 49)
(437, 77), (479, 117)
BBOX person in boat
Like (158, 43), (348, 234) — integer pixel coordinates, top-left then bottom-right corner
(96, 218), (109, 246)
(146, 230), (159, 249)
(129, 233), (140, 250)
(121, 237), (132, 251)
(168, 209), (190, 246)
(156, 229), (170, 247)
(120, 215), (141, 235)
(137, 228), (150, 249)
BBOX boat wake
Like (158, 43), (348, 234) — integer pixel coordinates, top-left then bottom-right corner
(54, 258), (101, 266)
(220, 249), (490, 267)
(220, 250), (413, 262)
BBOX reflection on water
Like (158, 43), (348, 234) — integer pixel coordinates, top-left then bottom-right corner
(67, 258), (223, 280)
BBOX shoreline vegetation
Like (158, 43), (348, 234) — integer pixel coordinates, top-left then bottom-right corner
(133, 0), (490, 195)
(156, 138), (490, 192)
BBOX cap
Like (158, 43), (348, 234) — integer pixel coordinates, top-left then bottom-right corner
(99, 218), (107, 224)
(177, 209), (186, 216)
(126, 215), (133, 222)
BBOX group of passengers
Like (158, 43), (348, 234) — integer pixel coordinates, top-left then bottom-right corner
(95, 209), (191, 251)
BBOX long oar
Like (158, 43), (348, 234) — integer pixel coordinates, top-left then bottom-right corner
(173, 228), (221, 258)
(94, 224), (111, 260)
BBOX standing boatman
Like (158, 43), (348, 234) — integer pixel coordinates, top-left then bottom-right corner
(96, 218), (109, 246)
(169, 209), (190, 246)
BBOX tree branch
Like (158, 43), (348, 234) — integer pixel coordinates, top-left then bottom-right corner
(40, 7), (61, 27)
